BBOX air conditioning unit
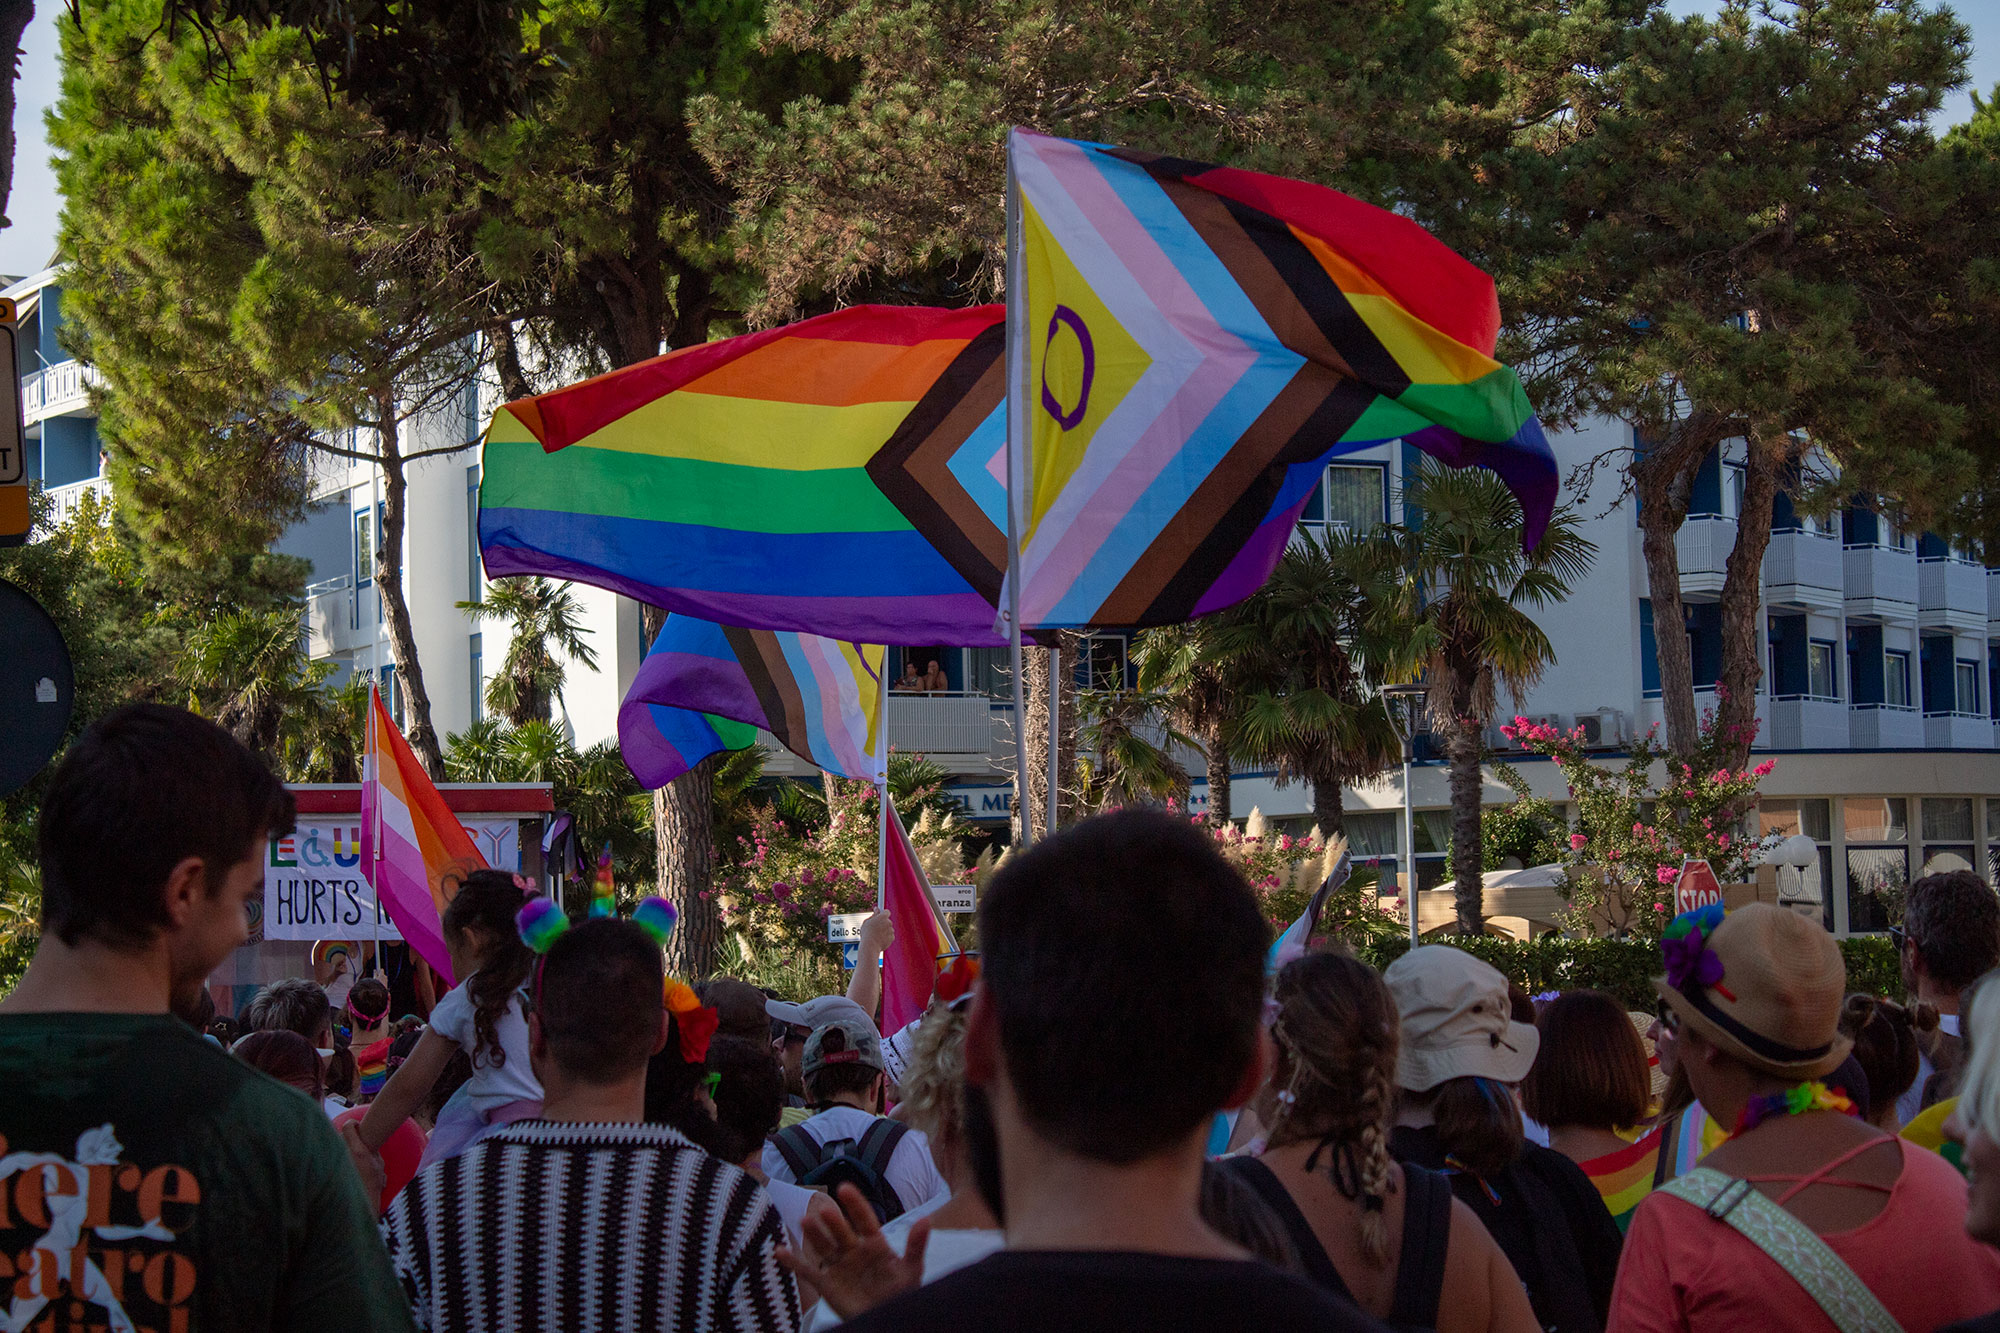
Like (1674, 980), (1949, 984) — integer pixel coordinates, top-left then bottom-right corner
(1574, 708), (1626, 749)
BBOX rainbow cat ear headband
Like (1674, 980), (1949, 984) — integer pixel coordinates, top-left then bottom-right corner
(516, 893), (680, 954)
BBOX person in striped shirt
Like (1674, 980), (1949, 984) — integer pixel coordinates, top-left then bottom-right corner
(380, 915), (801, 1332)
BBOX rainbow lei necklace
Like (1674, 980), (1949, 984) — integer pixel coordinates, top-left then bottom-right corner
(1734, 1081), (1860, 1136)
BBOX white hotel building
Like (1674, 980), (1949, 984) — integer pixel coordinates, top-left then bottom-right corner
(13, 261), (1997, 938)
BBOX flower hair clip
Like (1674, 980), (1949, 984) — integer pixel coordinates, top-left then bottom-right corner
(664, 978), (719, 1063)
(1661, 902), (1734, 1000)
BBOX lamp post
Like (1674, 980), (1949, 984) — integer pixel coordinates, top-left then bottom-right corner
(1381, 684), (1429, 946)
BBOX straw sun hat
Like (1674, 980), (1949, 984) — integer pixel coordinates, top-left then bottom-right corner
(1653, 902), (1852, 1081)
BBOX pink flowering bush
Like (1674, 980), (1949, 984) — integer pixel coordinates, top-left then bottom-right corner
(1199, 816), (1402, 944)
(1500, 698), (1781, 939)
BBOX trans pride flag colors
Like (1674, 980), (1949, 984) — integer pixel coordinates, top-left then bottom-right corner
(480, 305), (1013, 647)
(618, 615), (886, 790)
(359, 686), (483, 984)
(1004, 129), (1559, 630)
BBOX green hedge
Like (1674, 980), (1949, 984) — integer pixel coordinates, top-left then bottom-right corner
(1349, 934), (1902, 1011)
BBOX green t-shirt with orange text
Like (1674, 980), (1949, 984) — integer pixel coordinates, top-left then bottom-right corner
(0, 1012), (414, 1333)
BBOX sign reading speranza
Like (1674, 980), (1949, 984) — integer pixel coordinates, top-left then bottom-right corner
(1673, 858), (1724, 917)
(263, 819), (521, 941)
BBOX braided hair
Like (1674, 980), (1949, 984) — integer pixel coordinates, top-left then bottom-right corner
(438, 869), (534, 1068)
(1267, 951), (1400, 1266)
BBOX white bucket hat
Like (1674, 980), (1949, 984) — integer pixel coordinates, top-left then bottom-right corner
(1384, 946), (1540, 1092)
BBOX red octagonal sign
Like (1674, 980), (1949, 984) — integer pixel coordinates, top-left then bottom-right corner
(1674, 858), (1724, 917)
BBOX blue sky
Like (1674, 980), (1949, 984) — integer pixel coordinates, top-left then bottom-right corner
(0, 0), (1993, 276)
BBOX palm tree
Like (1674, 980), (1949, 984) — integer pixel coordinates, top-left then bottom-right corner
(179, 608), (334, 764)
(1132, 619), (1240, 821)
(457, 577), (601, 725)
(1075, 686), (1194, 811)
(1225, 528), (1404, 840)
(1381, 460), (1595, 934)
(283, 673), (372, 782)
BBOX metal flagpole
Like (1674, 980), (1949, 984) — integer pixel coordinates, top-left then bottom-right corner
(367, 687), (383, 974)
(1045, 647), (1061, 837)
(1003, 133), (1034, 849)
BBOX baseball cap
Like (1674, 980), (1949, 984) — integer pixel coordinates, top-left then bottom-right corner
(1385, 945), (1540, 1092)
(803, 1017), (886, 1078)
(766, 994), (875, 1035)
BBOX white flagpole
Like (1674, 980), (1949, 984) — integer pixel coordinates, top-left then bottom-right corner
(366, 687), (383, 974)
(1003, 130), (1034, 849)
(877, 654), (890, 912)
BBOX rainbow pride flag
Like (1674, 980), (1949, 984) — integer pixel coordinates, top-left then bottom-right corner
(480, 305), (1013, 646)
(1579, 1123), (1667, 1232)
(359, 686), (483, 984)
(1003, 130), (1558, 630)
(620, 615), (885, 789)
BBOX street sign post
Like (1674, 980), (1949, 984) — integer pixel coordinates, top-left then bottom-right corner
(1673, 858), (1724, 916)
(0, 297), (26, 547)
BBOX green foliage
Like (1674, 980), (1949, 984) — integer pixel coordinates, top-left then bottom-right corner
(1504, 704), (1780, 938)
(1351, 934), (1902, 1013)
(443, 719), (653, 889)
(0, 838), (40, 999)
(1074, 687), (1192, 812)
(1445, 762), (1568, 879)
(457, 577), (600, 726)
(1208, 818), (1400, 946)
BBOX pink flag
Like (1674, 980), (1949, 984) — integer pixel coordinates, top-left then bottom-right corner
(880, 797), (958, 1037)
(359, 686), (484, 985)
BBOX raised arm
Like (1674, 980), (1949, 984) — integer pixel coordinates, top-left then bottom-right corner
(357, 1027), (456, 1151)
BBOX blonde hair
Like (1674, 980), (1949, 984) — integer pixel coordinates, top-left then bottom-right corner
(1268, 951), (1399, 1267)
(897, 1003), (969, 1145)
(1954, 976), (2000, 1138)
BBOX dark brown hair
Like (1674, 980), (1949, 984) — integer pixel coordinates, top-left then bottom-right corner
(1268, 951), (1400, 1266)
(538, 917), (666, 1084)
(1407, 1077), (1525, 1177)
(1521, 989), (1651, 1131)
(439, 870), (535, 1068)
(347, 977), (392, 1027)
(235, 1029), (324, 1101)
(1839, 994), (1932, 1113)
(1905, 870), (2000, 992)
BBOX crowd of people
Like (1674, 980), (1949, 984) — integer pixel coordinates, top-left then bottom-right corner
(9, 702), (2000, 1331)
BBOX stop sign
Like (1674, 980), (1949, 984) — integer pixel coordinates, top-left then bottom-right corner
(1674, 858), (1724, 916)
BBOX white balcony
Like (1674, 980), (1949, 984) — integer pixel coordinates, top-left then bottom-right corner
(41, 474), (110, 529)
(21, 360), (99, 425)
(1638, 688), (1767, 748)
(1762, 530), (1843, 610)
(886, 691), (1003, 761)
(1674, 516), (1735, 597)
(1917, 556), (1987, 635)
(1843, 544), (1918, 621)
(1988, 568), (2000, 633)
(304, 575), (379, 659)
(1850, 704), (1923, 748)
(1923, 713), (1991, 750)
(1767, 696), (1847, 749)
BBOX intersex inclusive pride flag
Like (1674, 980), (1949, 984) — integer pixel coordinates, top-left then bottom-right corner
(618, 614), (886, 790)
(479, 305), (1017, 647)
(1003, 129), (1559, 631)
(360, 686), (483, 984)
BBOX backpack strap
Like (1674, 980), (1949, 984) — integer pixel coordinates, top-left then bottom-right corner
(770, 1124), (826, 1183)
(854, 1119), (911, 1218)
(1390, 1164), (1453, 1331)
(1215, 1156), (1353, 1303)
(1657, 1167), (1904, 1333)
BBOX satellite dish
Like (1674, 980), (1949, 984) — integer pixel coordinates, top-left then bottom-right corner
(0, 578), (74, 796)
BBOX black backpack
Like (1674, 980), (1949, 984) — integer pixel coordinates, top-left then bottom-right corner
(770, 1118), (910, 1223)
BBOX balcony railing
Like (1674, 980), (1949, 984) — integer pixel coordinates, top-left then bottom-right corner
(1842, 543), (1918, 619)
(1673, 515), (1735, 597)
(1917, 555), (1988, 634)
(1762, 528), (1843, 608)
(885, 691), (1001, 757)
(41, 474), (110, 528)
(20, 360), (99, 424)
(1849, 703), (1924, 749)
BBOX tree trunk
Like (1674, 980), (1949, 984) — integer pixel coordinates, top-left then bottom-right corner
(485, 316), (532, 402)
(1056, 630), (1082, 828)
(1636, 468), (1698, 760)
(374, 403), (446, 779)
(642, 601), (723, 975)
(1713, 433), (1786, 770)
(1204, 720), (1232, 824)
(1309, 766), (1345, 840)
(0, 1), (32, 235)
(1446, 715), (1487, 936)
(1022, 645), (1052, 842)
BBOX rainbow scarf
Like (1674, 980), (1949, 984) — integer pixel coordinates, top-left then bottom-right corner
(1580, 1124), (1668, 1232)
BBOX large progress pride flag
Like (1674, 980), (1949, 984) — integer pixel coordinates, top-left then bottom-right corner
(479, 305), (1014, 647)
(1005, 129), (1558, 630)
(359, 686), (482, 983)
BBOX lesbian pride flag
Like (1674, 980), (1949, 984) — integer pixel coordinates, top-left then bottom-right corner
(360, 686), (483, 984)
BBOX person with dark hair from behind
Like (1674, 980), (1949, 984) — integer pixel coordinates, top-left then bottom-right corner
(1839, 994), (1929, 1133)
(237, 1029), (328, 1102)
(348, 975), (398, 1102)
(0, 704), (413, 1331)
(1220, 951), (1536, 1332)
(382, 912), (801, 1332)
(1898, 869), (2000, 1124)
(1387, 946), (1622, 1333)
(361, 869), (544, 1166)
(1524, 989), (1668, 1232)
(816, 808), (1388, 1332)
